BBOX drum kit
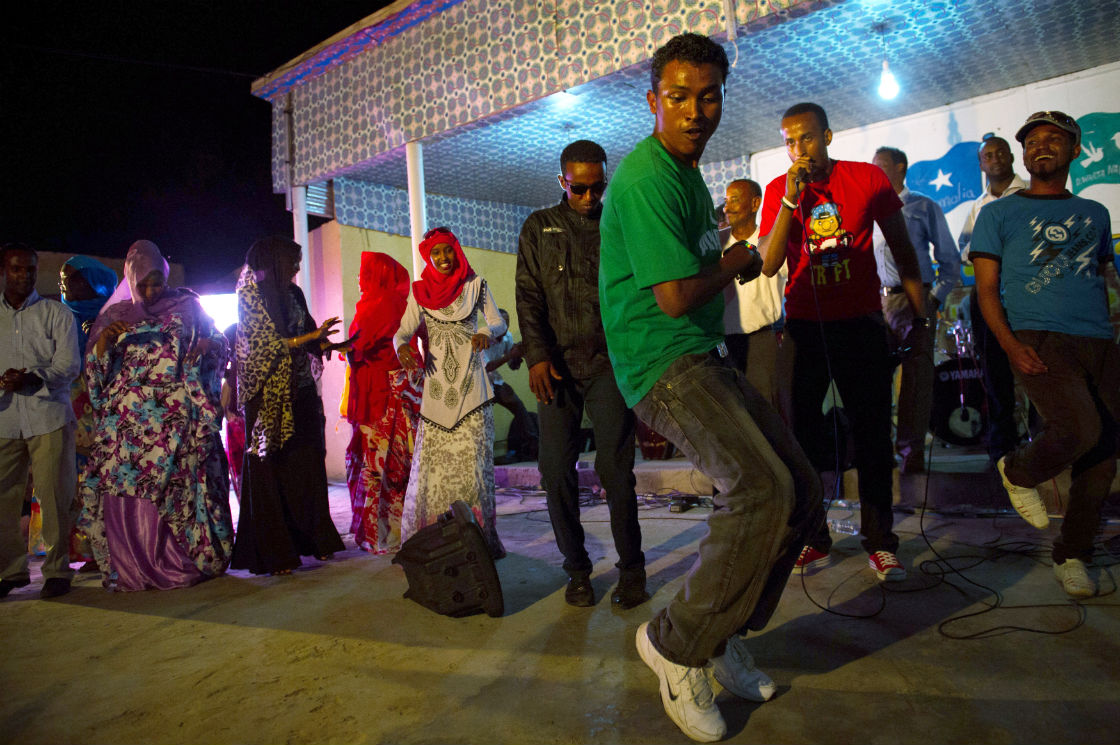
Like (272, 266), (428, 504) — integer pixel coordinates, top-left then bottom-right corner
(931, 318), (986, 446)
(638, 314), (1001, 457)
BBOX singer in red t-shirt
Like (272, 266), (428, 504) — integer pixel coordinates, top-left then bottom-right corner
(758, 102), (925, 583)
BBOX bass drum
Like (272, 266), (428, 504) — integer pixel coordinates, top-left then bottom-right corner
(930, 358), (987, 446)
(635, 420), (676, 460)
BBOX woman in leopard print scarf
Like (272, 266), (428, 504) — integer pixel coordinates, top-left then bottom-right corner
(229, 236), (347, 576)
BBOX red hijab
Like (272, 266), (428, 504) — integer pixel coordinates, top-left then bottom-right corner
(412, 227), (474, 310)
(346, 252), (412, 426)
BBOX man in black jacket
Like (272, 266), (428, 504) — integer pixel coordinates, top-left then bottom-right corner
(515, 140), (647, 609)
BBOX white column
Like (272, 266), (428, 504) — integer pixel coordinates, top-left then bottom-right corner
(405, 140), (427, 278)
(291, 184), (311, 298)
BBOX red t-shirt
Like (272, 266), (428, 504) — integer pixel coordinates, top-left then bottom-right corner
(760, 160), (902, 321)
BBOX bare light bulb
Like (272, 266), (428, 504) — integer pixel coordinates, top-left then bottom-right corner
(878, 59), (899, 100)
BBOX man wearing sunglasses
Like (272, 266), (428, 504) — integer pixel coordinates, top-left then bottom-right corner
(970, 111), (1118, 599)
(515, 139), (647, 611)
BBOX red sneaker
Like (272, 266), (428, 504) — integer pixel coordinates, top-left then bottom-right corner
(792, 546), (830, 575)
(868, 550), (906, 581)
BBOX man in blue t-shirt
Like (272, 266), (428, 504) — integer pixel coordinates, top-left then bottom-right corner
(599, 33), (821, 743)
(971, 111), (1119, 599)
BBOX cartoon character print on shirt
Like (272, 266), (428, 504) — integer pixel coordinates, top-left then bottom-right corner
(1024, 211), (1103, 295)
(805, 202), (854, 286)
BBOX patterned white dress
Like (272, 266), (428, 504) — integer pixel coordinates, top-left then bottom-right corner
(394, 276), (506, 555)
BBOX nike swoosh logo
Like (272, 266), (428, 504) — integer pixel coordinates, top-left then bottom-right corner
(666, 678), (680, 701)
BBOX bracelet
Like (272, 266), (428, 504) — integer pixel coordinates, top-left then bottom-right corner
(781, 195), (798, 211)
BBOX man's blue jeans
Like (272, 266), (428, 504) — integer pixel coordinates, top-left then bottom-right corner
(633, 353), (822, 667)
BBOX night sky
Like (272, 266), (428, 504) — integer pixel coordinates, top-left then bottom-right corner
(2, 1), (392, 285)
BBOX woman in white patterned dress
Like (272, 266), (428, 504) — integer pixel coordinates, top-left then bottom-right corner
(394, 227), (507, 557)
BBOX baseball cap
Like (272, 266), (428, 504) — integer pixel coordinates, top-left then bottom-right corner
(1015, 110), (1080, 144)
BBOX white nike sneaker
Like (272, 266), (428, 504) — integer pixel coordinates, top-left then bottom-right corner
(635, 622), (726, 742)
(711, 634), (776, 702)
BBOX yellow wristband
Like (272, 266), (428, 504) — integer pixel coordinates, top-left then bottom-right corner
(781, 195), (798, 211)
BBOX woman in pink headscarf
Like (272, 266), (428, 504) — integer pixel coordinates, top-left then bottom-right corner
(393, 227), (507, 558)
(342, 252), (422, 554)
(79, 240), (233, 591)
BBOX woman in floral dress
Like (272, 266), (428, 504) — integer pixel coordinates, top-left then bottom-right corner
(343, 252), (422, 554)
(393, 227), (507, 558)
(79, 240), (233, 591)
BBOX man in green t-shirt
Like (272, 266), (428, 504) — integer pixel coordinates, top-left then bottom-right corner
(598, 33), (822, 743)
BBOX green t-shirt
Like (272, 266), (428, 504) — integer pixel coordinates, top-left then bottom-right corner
(598, 136), (725, 407)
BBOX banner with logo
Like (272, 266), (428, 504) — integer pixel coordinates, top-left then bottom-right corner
(1071, 112), (1120, 194)
(906, 141), (984, 213)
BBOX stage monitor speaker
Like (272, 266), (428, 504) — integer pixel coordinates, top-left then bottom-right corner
(392, 500), (504, 618)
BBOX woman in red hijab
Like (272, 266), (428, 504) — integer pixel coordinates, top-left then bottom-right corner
(393, 227), (508, 558)
(342, 252), (422, 554)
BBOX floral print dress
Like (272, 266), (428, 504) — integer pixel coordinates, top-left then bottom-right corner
(79, 313), (234, 590)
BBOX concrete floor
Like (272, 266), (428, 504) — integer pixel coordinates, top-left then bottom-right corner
(2, 451), (1119, 745)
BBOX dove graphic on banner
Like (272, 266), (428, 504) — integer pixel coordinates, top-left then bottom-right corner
(905, 141), (983, 213)
(1071, 112), (1120, 193)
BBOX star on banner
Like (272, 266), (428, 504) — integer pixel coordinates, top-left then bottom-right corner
(929, 169), (953, 190)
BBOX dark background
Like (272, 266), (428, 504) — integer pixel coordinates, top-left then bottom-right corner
(2, 1), (392, 285)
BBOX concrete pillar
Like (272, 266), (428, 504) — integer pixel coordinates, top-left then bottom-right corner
(405, 140), (427, 278)
(291, 184), (311, 297)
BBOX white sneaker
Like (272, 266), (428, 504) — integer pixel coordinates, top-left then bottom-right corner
(711, 634), (776, 702)
(635, 622), (726, 742)
(996, 457), (1049, 529)
(1054, 559), (1096, 598)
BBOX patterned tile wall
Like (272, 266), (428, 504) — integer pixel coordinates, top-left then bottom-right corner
(264, 0), (824, 192)
(700, 154), (753, 205)
(268, 0), (1120, 202)
(334, 177), (534, 254)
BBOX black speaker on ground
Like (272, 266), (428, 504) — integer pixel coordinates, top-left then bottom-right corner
(391, 500), (504, 618)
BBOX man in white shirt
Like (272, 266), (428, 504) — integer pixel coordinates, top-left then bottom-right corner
(872, 147), (960, 473)
(958, 136), (1029, 464)
(721, 179), (790, 421)
(0, 244), (80, 600)
(486, 309), (538, 463)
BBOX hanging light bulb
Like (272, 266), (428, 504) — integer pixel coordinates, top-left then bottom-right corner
(878, 58), (899, 100)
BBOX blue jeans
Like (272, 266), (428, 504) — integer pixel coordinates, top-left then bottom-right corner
(633, 353), (822, 666)
(538, 372), (643, 574)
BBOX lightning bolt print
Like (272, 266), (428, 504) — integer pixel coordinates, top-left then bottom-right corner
(1029, 216), (1044, 236)
(1030, 242), (1048, 264)
(1074, 246), (1094, 276)
(1063, 215), (1077, 229)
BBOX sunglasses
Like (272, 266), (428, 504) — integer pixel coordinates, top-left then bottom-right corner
(1024, 110), (1077, 128)
(561, 177), (607, 196)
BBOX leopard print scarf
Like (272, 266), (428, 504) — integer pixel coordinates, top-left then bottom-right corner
(236, 265), (294, 458)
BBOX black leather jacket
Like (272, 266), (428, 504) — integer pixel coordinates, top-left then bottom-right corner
(515, 197), (614, 381)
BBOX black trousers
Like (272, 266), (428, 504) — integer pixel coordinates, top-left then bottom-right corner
(537, 372), (643, 575)
(231, 386), (344, 574)
(787, 315), (899, 555)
